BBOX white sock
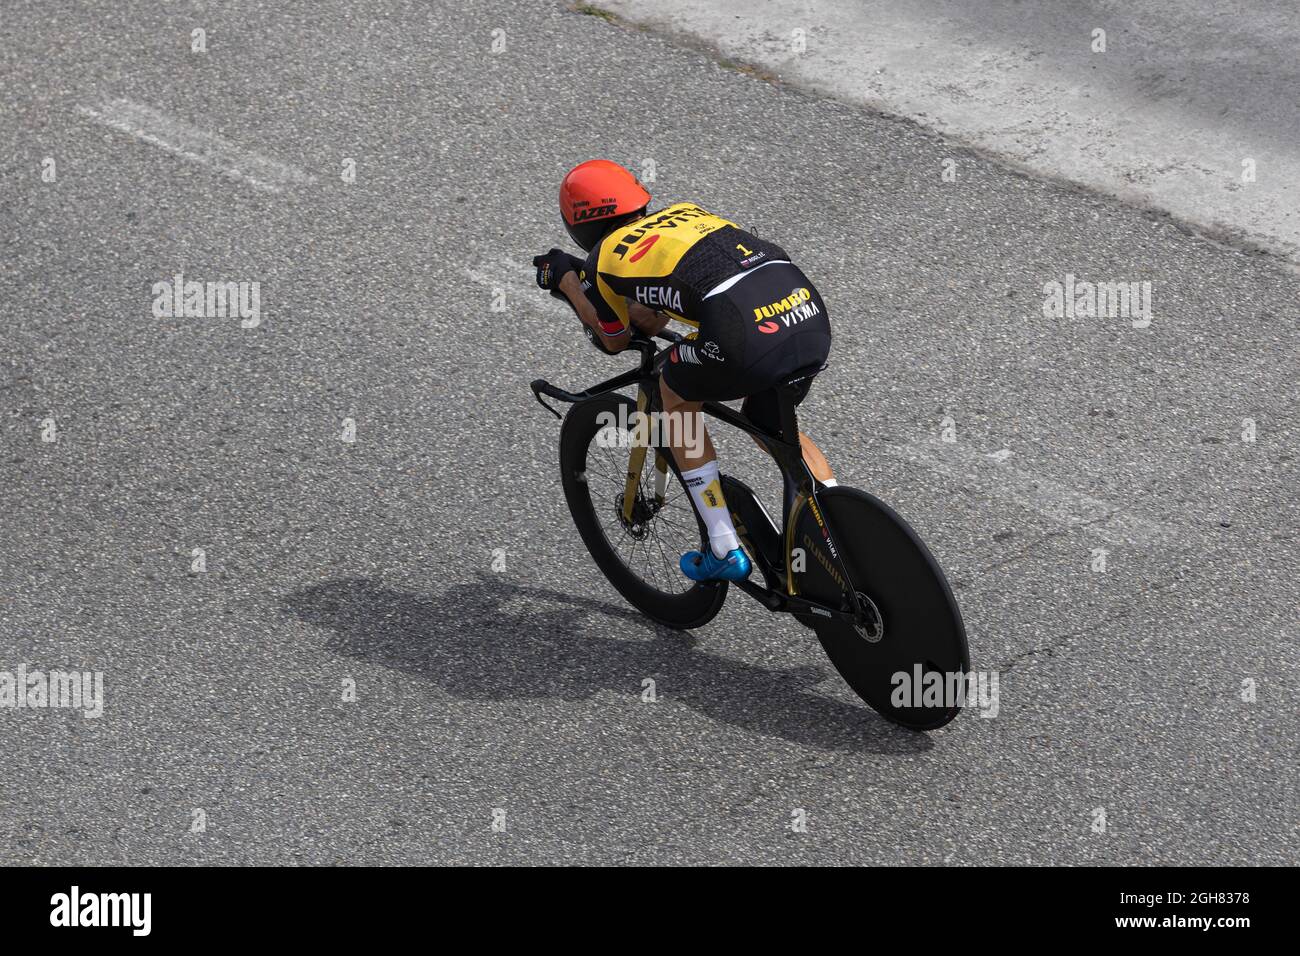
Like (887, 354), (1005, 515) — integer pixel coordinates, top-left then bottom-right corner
(680, 460), (741, 559)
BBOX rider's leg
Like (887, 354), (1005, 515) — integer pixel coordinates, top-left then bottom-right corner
(659, 375), (716, 471)
(799, 434), (835, 484)
(748, 431), (835, 484)
(660, 376), (742, 561)
(740, 384), (835, 484)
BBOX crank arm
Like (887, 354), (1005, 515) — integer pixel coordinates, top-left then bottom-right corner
(732, 578), (860, 624)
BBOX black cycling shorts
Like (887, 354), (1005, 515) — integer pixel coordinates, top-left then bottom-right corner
(662, 262), (831, 433)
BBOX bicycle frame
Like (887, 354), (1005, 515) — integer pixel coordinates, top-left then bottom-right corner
(532, 336), (869, 628)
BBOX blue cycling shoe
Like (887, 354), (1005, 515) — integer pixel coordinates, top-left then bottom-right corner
(680, 547), (752, 582)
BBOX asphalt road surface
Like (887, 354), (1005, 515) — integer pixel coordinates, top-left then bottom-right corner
(1, 0), (1296, 865)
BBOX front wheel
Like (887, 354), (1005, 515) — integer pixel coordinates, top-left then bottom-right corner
(558, 393), (727, 629)
(791, 486), (969, 729)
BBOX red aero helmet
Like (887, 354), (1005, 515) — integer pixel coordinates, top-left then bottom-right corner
(560, 159), (651, 252)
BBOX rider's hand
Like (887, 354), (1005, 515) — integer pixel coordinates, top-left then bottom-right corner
(533, 249), (582, 291)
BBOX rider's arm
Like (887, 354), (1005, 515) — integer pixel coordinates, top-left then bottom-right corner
(558, 272), (629, 353)
(626, 300), (671, 337)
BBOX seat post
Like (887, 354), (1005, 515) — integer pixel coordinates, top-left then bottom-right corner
(777, 380), (801, 445)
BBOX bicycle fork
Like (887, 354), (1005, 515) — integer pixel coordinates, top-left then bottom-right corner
(620, 385), (671, 523)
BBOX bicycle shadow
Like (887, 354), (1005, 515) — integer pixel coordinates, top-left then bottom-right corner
(281, 574), (933, 755)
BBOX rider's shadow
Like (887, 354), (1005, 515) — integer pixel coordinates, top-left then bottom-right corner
(282, 574), (932, 755)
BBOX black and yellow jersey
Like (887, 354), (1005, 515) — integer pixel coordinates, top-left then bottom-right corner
(578, 202), (790, 336)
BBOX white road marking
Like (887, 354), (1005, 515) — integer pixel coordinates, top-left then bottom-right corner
(461, 258), (536, 293)
(885, 438), (1185, 549)
(77, 98), (316, 193)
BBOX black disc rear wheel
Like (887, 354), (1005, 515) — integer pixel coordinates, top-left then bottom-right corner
(791, 486), (969, 729)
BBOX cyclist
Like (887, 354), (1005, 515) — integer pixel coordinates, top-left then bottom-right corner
(534, 159), (833, 582)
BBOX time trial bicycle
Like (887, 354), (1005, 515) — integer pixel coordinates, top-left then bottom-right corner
(531, 328), (969, 729)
